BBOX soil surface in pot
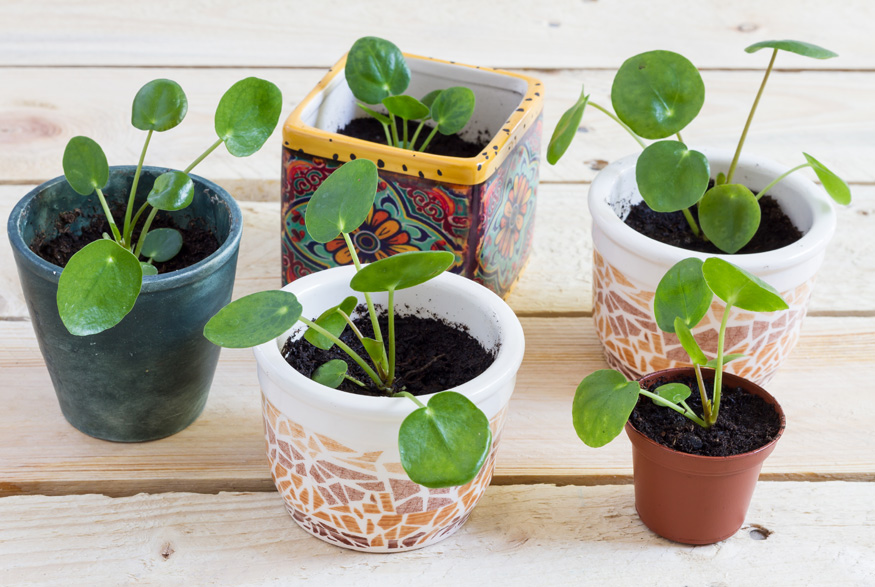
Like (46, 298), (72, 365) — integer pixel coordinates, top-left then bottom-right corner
(282, 306), (495, 397)
(30, 208), (219, 274)
(630, 373), (782, 457)
(337, 118), (489, 158)
(624, 189), (803, 254)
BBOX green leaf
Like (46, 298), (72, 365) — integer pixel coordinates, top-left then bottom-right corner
(698, 184), (761, 254)
(312, 359), (348, 388)
(636, 141), (709, 212)
(705, 353), (746, 369)
(803, 153), (851, 205)
(420, 89), (442, 111)
(572, 370), (640, 448)
(345, 36), (411, 104)
(304, 296), (358, 350)
(382, 95), (429, 120)
(204, 290), (303, 348)
(611, 50), (705, 139)
(349, 251), (454, 293)
(430, 86), (476, 135)
(131, 78), (188, 132)
(547, 86), (589, 165)
(702, 258), (789, 312)
(140, 262), (158, 276)
(745, 40), (838, 60)
(57, 239), (142, 336)
(357, 102), (390, 125)
(305, 159), (379, 242)
(674, 317), (707, 366)
(715, 171), (726, 186)
(399, 391), (491, 488)
(653, 383), (691, 405)
(63, 136), (109, 196)
(654, 258), (712, 332)
(361, 336), (387, 371)
(215, 77), (283, 157)
(140, 227), (182, 263)
(146, 171), (194, 212)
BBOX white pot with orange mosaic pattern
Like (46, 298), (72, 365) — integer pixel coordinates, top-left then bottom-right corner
(253, 266), (524, 552)
(590, 149), (836, 385)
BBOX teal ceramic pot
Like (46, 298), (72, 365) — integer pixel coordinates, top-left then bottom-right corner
(7, 166), (242, 442)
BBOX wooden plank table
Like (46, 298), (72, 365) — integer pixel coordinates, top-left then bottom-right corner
(1, 2), (873, 584)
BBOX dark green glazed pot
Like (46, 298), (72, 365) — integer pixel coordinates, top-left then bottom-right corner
(7, 166), (242, 442)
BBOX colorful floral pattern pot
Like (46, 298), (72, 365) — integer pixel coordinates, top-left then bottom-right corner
(253, 266), (525, 552)
(7, 167), (242, 442)
(590, 150), (836, 385)
(281, 53), (543, 298)
(627, 368), (785, 545)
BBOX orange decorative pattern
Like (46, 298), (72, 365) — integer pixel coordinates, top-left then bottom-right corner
(262, 395), (506, 552)
(592, 250), (812, 385)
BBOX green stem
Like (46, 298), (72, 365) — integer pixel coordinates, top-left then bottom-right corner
(388, 113), (401, 149)
(129, 200), (150, 239)
(124, 129), (153, 246)
(402, 116), (409, 149)
(727, 48), (778, 184)
(589, 101), (646, 149)
(95, 188), (122, 243)
(387, 288), (396, 386)
(342, 232), (386, 352)
(417, 125), (440, 153)
(410, 120), (426, 151)
(754, 163), (811, 200)
(394, 390), (426, 409)
(299, 317), (384, 388)
(343, 373), (367, 388)
(133, 207), (159, 258)
(710, 302), (734, 425)
(184, 138), (224, 174)
(381, 122), (393, 146)
(338, 309), (386, 378)
(676, 131), (684, 144)
(694, 363), (712, 424)
(640, 390), (708, 428)
(681, 207), (702, 237)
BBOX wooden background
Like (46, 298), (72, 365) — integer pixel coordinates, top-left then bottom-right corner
(1, 1), (873, 584)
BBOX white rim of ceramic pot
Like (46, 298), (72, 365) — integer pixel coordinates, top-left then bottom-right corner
(253, 266), (525, 421)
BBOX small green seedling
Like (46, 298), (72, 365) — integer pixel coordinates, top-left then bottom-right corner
(204, 159), (491, 489)
(548, 40), (851, 254)
(345, 36), (476, 152)
(572, 257), (788, 447)
(58, 77), (282, 336)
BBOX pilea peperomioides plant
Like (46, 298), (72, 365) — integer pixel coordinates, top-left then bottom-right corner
(548, 40), (851, 254)
(58, 77), (282, 336)
(573, 257), (788, 447)
(203, 158), (492, 489)
(345, 36), (476, 152)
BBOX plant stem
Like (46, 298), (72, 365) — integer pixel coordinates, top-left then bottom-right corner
(410, 120), (426, 151)
(299, 316), (384, 388)
(381, 122), (393, 146)
(184, 138), (224, 174)
(640, 389), (708, 427)
(342, 232), (386, 349)
(681, 207), (702, 237)
(387, 288), (396, 386)
(726, 48), (778, 184)
(417, 125), (440, 153)
(589, 101), (646, 149)
(402, 116), (409, 149)
(754, 163), (811, 200)
(388, 113), (401, 149)
(676, 131), (684, 144)
(337, 309), (366, 342)
(124, 129), (153, 246)
(95, 188), (122, 242)
(710, 301), (735, 425)
(394, 390), (426, 409)
(133, 207), (159, 258)
(343, 373), (367, 388)
(694, 363), (712, 423)
(129, 200), (150, 239)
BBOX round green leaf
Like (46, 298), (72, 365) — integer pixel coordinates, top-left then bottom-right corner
(345, 36), (411, 104)
(357, 102), (390, 125)
(611, 50), (705, 139)
(140, 227), (183, 262)
(547, 86), (589, 165)
(803, 153), (851, 205)
(654, 258), (712, 333)
(57, 239), (143, 336)
(430, 87), (476, 135)
(203, 290), (303, 348)
(654, 383), (692, 405)
(636, 141), (710, 212)
(702, 258), (789, 312)
(399, 391), (491, 489)
(63, 136), (109, 196)
(305, 159), (379, 243)
(215, 77), (283, 157)
(674, 317), (707, 366)
(146, 170), (194, 212)
(304, 296), (358, 350)
(572, 369), (640, 448)
(420, 89), (442, 111)
(349, 251), (454, 293)
(745, 40), (838, 60)
(140, 262), (158, 276)
(382, 95), (429, 120)
(131, 78), (188, 132)
(699, 184), (760, 254)
(312, 359), (348, 388)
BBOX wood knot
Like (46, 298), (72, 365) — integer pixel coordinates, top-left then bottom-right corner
(736, 22), (759, 33)
(0, 113), (62, 144)
(160, 542), (175, 560)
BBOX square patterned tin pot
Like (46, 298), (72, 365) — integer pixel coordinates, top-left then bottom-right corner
(281, 53), (543, 297)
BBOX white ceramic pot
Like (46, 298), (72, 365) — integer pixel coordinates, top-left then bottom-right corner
(253, 266), (524, 552)
(589, 149), (836, 384)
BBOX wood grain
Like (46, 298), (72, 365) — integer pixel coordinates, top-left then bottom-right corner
(1, 483), (873, 586)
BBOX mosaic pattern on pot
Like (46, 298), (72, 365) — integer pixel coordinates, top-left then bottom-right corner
(263, 396), (506, 552)
(592, 250), (812, 385)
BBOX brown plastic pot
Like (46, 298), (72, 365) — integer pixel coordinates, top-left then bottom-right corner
(625, 368), (786, 545)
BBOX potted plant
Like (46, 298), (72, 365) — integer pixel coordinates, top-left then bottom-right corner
(205, 159), (525, 552)
(572, 257), (788, 544)
(6, 77), (282, 442)
(281, 36), (544, 297)
(548, 40), (851, 384)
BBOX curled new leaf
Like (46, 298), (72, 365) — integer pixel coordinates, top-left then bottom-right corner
(547, 86), (589, 165)
(204, 290), (303, 348)
(674, 317), (707, 366)
(305, 159), (379, 243)
(63, 136), (109, 196)
(636, 141), (709, 212)
(349, 251), (454, 293)
(215, 77), (283, 157)
(803, 153), (851, 205)
(345, 36), (411, 104)
(131, 79), (188, 132)
(357, 103), (390, 125)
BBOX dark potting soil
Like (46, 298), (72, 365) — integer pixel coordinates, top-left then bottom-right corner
(630, 373), (782, 457)
(336, 117), (489, 158)
(30, 208), (219, 274)
(624, 191), (803, 254)
(281, 307), (496, 397)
